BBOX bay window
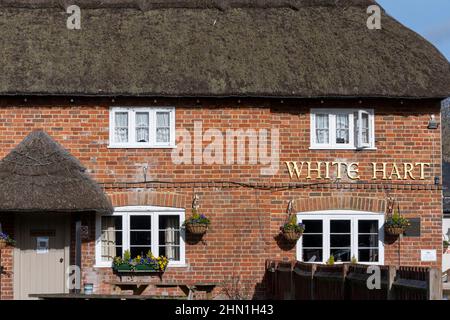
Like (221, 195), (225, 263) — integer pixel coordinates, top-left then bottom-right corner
(310, 109), (375, 149)
(95, 206), (185, 267)
(109, 107), (175, 148)
(297, 211), (384, 265)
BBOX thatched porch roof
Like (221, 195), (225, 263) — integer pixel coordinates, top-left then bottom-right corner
(0, 0), (448, 98)
(0, 131), (112, 213)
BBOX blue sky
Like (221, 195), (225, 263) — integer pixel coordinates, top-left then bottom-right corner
(377, 0), (450, 61)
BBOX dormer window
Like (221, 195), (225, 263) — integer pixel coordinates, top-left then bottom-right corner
(310, 109), (375, 150)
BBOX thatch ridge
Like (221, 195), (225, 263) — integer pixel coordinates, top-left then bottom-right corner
(0, 0), (376, 10)
(0, 130), (113, 213)
(0, 1), (448, 98)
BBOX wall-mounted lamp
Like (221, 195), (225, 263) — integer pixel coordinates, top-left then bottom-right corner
(434, 176), (440, 185)
(428, 114), (439, 129)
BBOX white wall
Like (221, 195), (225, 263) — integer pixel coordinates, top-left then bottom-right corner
(443, 218), (450, 272)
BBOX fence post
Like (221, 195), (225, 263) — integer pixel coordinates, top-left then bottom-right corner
(427, 268), (442, 300)
(387, 265), (396, 300)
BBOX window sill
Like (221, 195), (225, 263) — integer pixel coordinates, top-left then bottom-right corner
(93, 263), (187, 269)
(309, 146), (377, 151)
(108, 144), (176, 149)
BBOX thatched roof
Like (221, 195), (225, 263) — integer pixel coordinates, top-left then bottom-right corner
(0, 130), (112, 213)
(0, 0), (448, 98)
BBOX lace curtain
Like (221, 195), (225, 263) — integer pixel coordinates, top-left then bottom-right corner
(163, 216), (179, 260)
(336, 114), (349, 144)
(101, 217), (118, 262)
(315, 114), (329, 144)
(136, 112), (149, 143)
(114, 112), (128, 143)
(156, 112), (170, 143)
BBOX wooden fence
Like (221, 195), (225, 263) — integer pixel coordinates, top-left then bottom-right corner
(265, 260), (442, 300)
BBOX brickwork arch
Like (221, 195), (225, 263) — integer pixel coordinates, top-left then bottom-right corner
(108, 191), (189, 209)
(294, 196), (386, 213)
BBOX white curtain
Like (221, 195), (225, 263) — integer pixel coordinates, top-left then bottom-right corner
(156, 112), (170, 143)
(361, 113), (369, 144)
(336, 114), (349, 144)
(114, 112), (128, 143)
(101, 217), (116, 262)
(315, 114), (329, 144)
(136, 112), (149, 142)
(164, 216), (179, 260)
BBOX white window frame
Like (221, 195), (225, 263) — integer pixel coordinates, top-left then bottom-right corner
(296, 210), (384, 265)
(108, 107), (176, 148)
(95, 206), (186, 268)
(310, 108), (375, 150)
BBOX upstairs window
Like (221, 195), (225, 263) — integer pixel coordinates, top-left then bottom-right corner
(109, 107), (175, 148)
(310, 109), (375, 149)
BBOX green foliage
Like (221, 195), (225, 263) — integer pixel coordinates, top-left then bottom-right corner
(351, 255), (357, 264)
(282, 215), (305, 233)
(444, 240), (449, 247)
(123, 249), (131, 262)
(326, 255), (335, 265)
(385, 207), (410, 228)
(183, 208), (210, 226)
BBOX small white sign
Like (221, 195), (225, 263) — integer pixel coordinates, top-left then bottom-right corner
(36, 237), (49, 254)
(420, 249), (437, 262)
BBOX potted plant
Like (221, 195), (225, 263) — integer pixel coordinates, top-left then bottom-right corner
(281, 214), (305, 242)
(183, 194), (210, 235)
(113, 250), (168, 273)
(385, 206), (410, 236)
(444, 240), (449, 253)
(0, 232), (15, 249)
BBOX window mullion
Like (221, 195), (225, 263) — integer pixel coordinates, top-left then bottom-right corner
(330, 114), (336, 148)
(324, 218), (330, 263)
(152, 213), (158, 257)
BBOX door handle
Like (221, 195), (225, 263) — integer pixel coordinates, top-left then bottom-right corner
(59, 258), (64, 263)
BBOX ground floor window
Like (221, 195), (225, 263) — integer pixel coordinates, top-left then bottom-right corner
(296, 211), (384, 265)
(95, 206), (185, 267)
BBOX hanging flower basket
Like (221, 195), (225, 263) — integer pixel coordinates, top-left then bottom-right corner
(0, 232), (15, 249)
(185, 222), (208, 235)
(384, 204), (409, 237)
(183, 204), (210, 235)
(282, 229), (303, 242)
(384, 226), (405, 236)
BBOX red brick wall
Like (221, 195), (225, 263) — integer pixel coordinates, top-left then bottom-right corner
(0, 214), (14, 300)
(0, 97), (442, 299)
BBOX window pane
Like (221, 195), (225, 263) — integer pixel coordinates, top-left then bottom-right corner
(330, 234), (351, 247)
(130, 247), (151, 258)
(358, 220), (378, 233)
(129, 215), (151, 258)
(114, 112), (128, 143)
(330, 249), (351, 262)
(303, 234), (322, 247)
(303, 220), (323, 233)
(315, 114), (329, 144)
(159, 215), (180, 261)
(358, 249), (379, 262)
(302, 220), (323, 263)
(156, 112), (170, 143)
(336, 114), (349, 144)
(136, 112), (149, 143)
(303, 249), (322, 262)
(330, 220), (350, 233)
(101, 216), (122, 261)
(358, 234), (379, 248)
(130, 216), (151, 230)
(361, 112), (370, 144)
(130, 231), (151, 245)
